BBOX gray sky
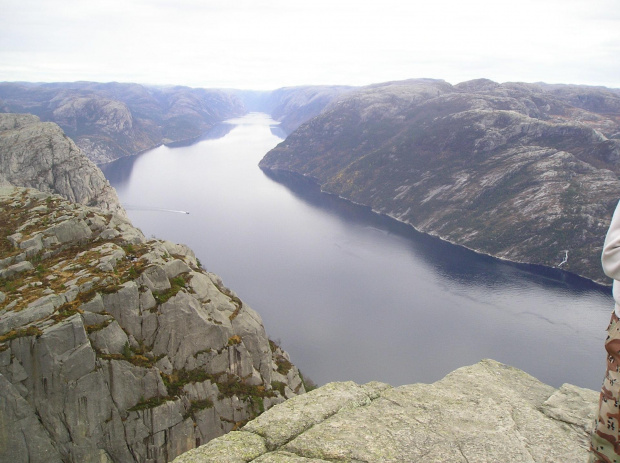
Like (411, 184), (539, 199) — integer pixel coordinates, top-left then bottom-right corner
(1, 0), (619, 90)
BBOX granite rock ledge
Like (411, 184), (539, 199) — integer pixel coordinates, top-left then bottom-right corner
(174, 359), (598, 463)
(0, 186), (306, 463)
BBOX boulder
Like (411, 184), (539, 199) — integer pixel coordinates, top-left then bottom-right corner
(139, 265), (172, 294)
(0, 260), (33, 279)
(44, 217), (92, 243)
(152, 292), (231, 370)
(164, 259), (192, 278)
(87, 320), (129, 354)
(101, 281), (142, 340)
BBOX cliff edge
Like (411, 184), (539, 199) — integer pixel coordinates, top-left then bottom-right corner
(0, 186), (306, 462)
(175, 359), (598, 463)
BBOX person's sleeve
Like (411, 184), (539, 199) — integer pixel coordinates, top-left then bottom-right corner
(602, 200), (620, 280)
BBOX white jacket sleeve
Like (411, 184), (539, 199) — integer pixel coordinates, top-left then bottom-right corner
(603, 200), (620, 280)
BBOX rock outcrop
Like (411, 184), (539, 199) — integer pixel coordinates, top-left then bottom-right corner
(260, 78), (620, 284)
(0, 186), (306, 463)
(0, 82), (246, 163)
(0, 113), (125, 217)
(174, 359), (598, 463)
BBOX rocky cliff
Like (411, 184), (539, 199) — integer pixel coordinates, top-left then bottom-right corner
(260, 78), (620, 284)
(0, 113), (125, 217)
(174, 359), (598, 463)
(0, 82), (246, 163)
(0, 185), (306, 462)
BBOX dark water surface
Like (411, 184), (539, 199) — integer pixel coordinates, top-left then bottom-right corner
(101, 113), (612, 390)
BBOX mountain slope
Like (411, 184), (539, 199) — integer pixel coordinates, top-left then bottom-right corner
(0, 187), (306, 462)
(0, 82), (246, 163)
(260, 79), (620, 284)
(232, 85), (355, 136)
(261, 86), (354, 135)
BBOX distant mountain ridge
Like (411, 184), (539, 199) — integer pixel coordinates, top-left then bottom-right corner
(5, 78), (619, 283)
(260, 78), (620, 284)
(0, 82), (352, 164)
(0, 82), (247, 163)
(234, 86), (355, 135)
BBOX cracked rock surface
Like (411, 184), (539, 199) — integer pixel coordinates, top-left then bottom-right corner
(174, 360), (598, 463)
(0, 186), (305, 463)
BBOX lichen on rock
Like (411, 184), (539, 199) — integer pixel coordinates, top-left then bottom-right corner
(175, 360), (598, 463)
(0, 186), (306, 463)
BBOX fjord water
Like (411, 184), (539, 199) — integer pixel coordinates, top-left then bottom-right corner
(101, 113), (612, 390)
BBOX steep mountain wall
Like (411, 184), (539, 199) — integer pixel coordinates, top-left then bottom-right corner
(0, 113), (125, 217)
(260, 79), (620, 284)
(0, 186), (306, 462)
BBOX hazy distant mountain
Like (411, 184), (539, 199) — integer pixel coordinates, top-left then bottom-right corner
(260, 78), (620, 284)
(0, 82), (354, 164)
(0, 82), (246, 163)
(234, 85), (355, 135)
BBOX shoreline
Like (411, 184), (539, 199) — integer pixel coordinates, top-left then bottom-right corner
(262, 166), (612, 290)
(96, 114), (247, 166)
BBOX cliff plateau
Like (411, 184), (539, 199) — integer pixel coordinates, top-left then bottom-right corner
(260, 79), (620, 284)
(0, 185), (306, 462)
(175, 359), (598, 463)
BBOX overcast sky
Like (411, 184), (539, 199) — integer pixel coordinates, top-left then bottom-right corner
(1, 0), (619, 90)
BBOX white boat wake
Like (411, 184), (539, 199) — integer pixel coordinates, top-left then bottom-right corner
(123, 205), (190, 214)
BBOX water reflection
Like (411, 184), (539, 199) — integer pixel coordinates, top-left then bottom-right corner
(261, 168), (609, 295)
(102, 113), (612, 390)
(99, 121), (235, 186)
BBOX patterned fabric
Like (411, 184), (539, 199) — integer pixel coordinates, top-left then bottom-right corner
(591, 311), (620, 463)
